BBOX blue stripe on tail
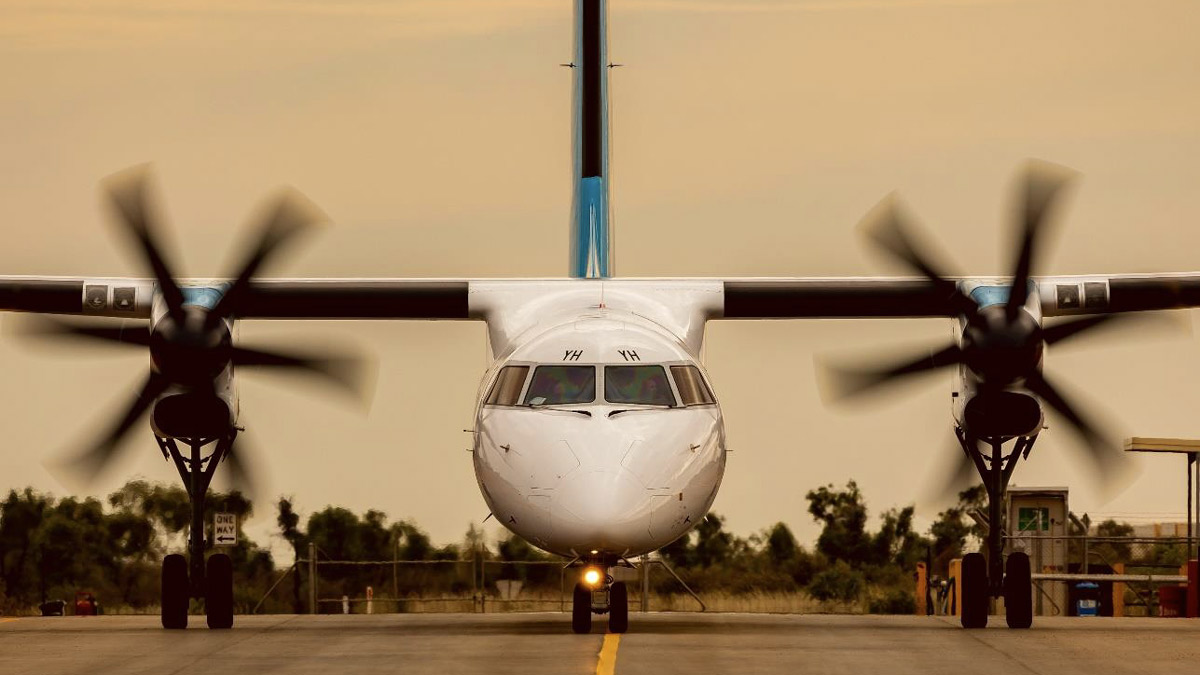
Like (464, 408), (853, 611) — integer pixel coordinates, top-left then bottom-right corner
(569, 0), (611, 278)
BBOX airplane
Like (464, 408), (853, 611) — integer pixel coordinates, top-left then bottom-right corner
(4, 0), (1200, 633)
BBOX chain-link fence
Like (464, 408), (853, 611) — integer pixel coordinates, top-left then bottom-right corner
(1005, 535), (1195, 617)
(255, 555), (577, 614)
(253, 546), (707, 615)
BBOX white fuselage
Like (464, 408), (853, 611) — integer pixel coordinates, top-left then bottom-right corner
(471, 302), (726, 558)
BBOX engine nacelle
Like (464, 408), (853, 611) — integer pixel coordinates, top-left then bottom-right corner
(151, 392), (234, 440)
(963, 391), (1043, 439)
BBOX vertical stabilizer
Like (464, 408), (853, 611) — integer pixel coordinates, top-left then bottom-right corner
(569, 0), (612, 278)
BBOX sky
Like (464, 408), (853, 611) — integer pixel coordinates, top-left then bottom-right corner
(2, 0), (1200, 560)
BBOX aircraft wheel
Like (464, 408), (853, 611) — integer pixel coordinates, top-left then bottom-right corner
(1004, 552), (1033, 629)
(961, 552), (989, 629)
(608, 582), (628, 634)
(206, 554), (234, 630)
(572, 582), (592, 634)
(161, 554), (189, 630)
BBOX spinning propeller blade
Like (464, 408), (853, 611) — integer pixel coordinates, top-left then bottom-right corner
(827, 160), (1145, 498)
(208, 189), (328, 326)
(923, 433), (982, 507)
(232, 345), (374, 404)
(7, 315), (151, 348)
(52, 372), (170, 487)
(29, 166), (373, 488)
(819, 343), (964, 402)
(1006, 161), (1076, 320)
(1023, 372), (1134, 493)
(103, 166), (187, 324)
(859, 194), (975, 315)
(220, 434), (258, 500)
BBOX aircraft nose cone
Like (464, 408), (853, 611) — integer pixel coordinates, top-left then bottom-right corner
(555, 469), (651, 551)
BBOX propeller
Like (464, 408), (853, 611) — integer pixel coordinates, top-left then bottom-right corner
(22, 165), (372, 492)
(822, 160), (1140, 496)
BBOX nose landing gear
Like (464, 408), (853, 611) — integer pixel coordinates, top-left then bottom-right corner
(571, 559), (629, 634)
(955, 428), (1035, 629)
(156, 434), (237, 630)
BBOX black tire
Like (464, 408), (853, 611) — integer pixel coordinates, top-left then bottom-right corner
(961, 552), (989, 629)
(161, 554), (189, 630)
(572, 582), (592, 634)
(206, 554), (234, 630)
(1004, 552), (1033, 629)
(608, 582), (628, 634)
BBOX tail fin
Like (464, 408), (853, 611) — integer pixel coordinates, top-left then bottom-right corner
(569, 0), (612, 278)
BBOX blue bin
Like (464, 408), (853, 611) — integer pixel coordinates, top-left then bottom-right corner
(1075, 582), (1100, 617)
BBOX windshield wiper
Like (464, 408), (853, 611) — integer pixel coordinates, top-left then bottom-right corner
(608, 405), (674, 418)
(528, 405), (592, 417)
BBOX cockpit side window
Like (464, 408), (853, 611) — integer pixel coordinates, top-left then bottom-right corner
(485, 366), (529, 406)
(604, 365), (677, 406)
(671, 365), (714, 406)
(523, 366), (596, 406)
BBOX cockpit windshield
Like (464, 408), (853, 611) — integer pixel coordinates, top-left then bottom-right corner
(604, 365), (676, 406)
(523, 365), (596, 406)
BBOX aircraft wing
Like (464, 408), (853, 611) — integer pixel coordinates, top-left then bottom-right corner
(2, 274), (1200, 321)
(718, 274), (1200, 319)
(0, 277), (473, 320)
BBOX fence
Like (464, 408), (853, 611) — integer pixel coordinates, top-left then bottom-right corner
(1005, 535), (1195, 617)
(254, 544), (704, 615)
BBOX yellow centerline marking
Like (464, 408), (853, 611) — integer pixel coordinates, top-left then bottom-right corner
(0, 618), (17, 623)
(595, 634), (620, 675)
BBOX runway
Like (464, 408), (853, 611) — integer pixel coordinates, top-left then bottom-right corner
(3, 613), (1199, 675)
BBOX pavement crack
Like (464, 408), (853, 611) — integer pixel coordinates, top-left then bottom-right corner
(958, 628), (1046, 675)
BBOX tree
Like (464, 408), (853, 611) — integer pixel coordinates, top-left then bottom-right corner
(658, 531), (692, 568)
(392, 520), (434, 561)
(765, 523), (798, 563)
(0, 488), (51, 609)
(1094, 519), (1135, 562)
(873, 506), (926, 569)
(276, 497), (308, 613)
(928, 485), (987, 574)
(693, 513), (734, 567)
(806, 481), (871, 565)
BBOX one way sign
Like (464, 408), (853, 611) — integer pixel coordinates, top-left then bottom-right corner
(213, 513), (237, 547)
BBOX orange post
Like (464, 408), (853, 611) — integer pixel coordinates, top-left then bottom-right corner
(1189, 560), (1199, 618)
(949, 558), (962, 617)
(1112, 563), (1125, 618)
(915, 563), (928, 616)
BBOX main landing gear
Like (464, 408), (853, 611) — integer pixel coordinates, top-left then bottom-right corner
(956, 428), (1034, 630)
(157, 433), (237, 630)
(571, 558), (629, 634)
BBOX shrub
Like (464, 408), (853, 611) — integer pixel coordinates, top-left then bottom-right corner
(807, 560), (865, 602)
(869, 587), (916, 615)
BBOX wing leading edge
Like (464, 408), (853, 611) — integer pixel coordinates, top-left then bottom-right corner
(2, 275), (1200, 321)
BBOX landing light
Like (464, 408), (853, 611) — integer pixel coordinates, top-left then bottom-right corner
(583, 567), (603, 587)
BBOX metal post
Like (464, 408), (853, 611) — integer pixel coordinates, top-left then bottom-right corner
(640, 554), (649, 612)
(1188, 453), (1193, 545)
(308, 542), (317, 615)
(393, 539), (399, 604)
(1189, 453), (1196, 563)
(987, 440), (1004, 594)
(1034, 511), (1043, 616)
(477, 540), (485, 613)
(188, 442), (206, 598)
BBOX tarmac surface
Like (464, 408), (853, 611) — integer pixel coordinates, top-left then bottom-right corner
(3, 612), (1200, 675)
